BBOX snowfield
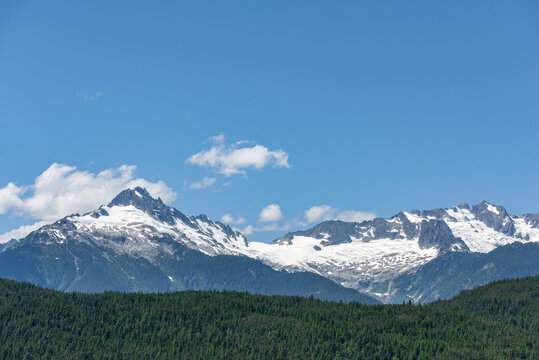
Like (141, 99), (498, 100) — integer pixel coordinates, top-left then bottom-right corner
(16, 188), (539, 296)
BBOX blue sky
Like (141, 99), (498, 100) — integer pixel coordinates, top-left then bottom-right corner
(1, 1), (538, 242)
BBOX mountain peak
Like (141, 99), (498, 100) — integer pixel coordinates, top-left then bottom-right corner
(472, 201), (507, 216)
(107, 187), (181, 224)
(457, 202), (470, 210)
(471, 201), (515, 236)
(108, 187), (157, 207)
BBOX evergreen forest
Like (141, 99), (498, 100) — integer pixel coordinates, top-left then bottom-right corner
(0, 276), (537, 359)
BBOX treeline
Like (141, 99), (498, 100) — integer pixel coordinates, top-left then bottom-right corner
(0, 276), (537, 359)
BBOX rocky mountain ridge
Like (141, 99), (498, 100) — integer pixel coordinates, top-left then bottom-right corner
(1, 188), (537, 303)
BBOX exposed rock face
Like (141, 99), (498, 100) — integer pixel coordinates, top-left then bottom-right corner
(0, 187), (378, 303)
(275, 213), (468, 253)
(0, 190), (537, 304)
(373, 242), (539, 303)
(418, 220), (469, 252)
(523, 214), (539, 228)
(471, 201), (516, 236)
(266, 201), (538, 299)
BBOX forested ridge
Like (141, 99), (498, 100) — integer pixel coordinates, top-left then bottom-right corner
(0, 276), (537, 359)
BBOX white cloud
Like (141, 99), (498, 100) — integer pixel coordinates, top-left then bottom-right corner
(304, 205), (336, 223)
(257, 222), (299, 232)
(237, 205), (375, 237)
(81, 91), (102, 101)
(240, 224), (254, 235)
(336, 210), (377, 223)
(0, 163), (177, 225)
(187, 134), (290, 177)
(304, 205), (376, 224)
(259, 204), (283, 223)
(0, 182), (24, 214)
(236, 218), (306, 236)
(208, 133), (225, 143)
(235, 223), (279, 236)
(188, 177), (216, 190)
(221, 213), (245, 225)
(0, 221), (50, 243)
(256, 223), (281, 232)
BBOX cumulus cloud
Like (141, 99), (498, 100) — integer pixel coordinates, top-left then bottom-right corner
(221, 213), (245, 225)
(259, 204), (283, 223)
(188, 177), (216, 190)
(257, 222), (301, 232)
(0, 163), (177, 242)
(304, 205), (336, 223)
(336, 210), (377, 223)
(239, 224), (254, 235)
(304, 205), (376, 224)
(0, 183), (24, 214)
(0, 221), (50, 243)
(186, 134), (290, 177)
(236, 217), (306, 236)
(236, 223), (280, 236)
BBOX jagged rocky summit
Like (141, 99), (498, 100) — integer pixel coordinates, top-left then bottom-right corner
(0, 187), (378, 304)
(1, 187), (538, 303)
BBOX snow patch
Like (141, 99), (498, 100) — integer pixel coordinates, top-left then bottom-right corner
(486, 203), (500, 214)
(444, 207), (536, 252)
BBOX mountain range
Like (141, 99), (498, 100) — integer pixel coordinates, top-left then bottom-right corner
(1, 187), (538, 303)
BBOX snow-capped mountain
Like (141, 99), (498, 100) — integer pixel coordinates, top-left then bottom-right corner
(213, 201), (539, 294)
(0, 187), (377, 303)
(372, 241), (539, 303)
(233, 216), (465, 290)
(1, 188), (537, 303)
(48, 186), (249, 259)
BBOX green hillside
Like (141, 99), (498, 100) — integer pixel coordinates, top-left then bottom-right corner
(437, 276), (539, 333)
(0, 276), (537, 359)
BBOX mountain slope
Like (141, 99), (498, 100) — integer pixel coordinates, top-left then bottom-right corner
(223, 201), (539, 294)
(374, 242), (539, 303)
(436, 275), (539, 332)
(0, 277), (537, 359)
(0, 188), (377, 303)
(1, 188), (537, 304)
